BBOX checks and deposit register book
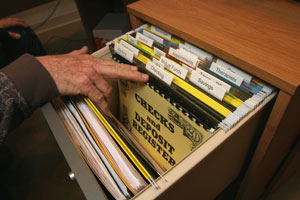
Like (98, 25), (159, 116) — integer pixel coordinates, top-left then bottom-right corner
(118, 80), (213, 170)
(112, 23), (275, 171)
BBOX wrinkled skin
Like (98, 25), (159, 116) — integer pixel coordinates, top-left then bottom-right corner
(37, 46), (149, 114)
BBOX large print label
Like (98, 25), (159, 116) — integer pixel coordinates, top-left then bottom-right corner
(210, 63), (244, 86)
(160, 56), (188, 80)
(114, 43), (134, 63)
(196, 68), (231, 92)
(169, 47), (198, 69)
(189, 70), (226, 101)
(146, 61), (173, 85)
(143, 29), (164, 44)
(150, 25), (172, 40)
(119, 80), (212, 170)
(216, 59), (252, 84)
(136, 32), (154, 47)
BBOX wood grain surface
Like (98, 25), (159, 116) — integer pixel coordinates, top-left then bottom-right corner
(127, 0), (300, 95)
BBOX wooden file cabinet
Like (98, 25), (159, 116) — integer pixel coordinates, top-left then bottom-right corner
(42, 0), (300, 199)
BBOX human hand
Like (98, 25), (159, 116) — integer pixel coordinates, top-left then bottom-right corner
(37, 46), (149, 114)
(0, 17), (28, 39)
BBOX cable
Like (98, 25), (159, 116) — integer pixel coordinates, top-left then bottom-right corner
(33, 0), (61, 31)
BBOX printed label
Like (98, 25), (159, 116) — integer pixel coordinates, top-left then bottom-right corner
(160, 56), (188, 80)
(169, 47), (198, 69)
(196, 68), (231, 92)
(182, 42), (213, 61)
(190, 71), (226, 100)
(153, 46), (166, 58)
(143, 29), (164, 44)
(152, 58), (164, 69)
(146, 61), (173, 85)
(136, 32), (154, 47)
(120, 40), (139, 56)
(216, 59), (252, 84)
(127, 34), (138, 45)
(181, 63), (193, 74)
(150, 25), (172, 39)
(114, 42), (134, 63)
(210, 63), (244, 86)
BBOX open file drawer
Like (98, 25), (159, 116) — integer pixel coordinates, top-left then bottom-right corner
(41, 44), (276, 200)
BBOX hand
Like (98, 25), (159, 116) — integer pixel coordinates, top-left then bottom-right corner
(37, 46), (149, 114)
(0, 17), (28, 39)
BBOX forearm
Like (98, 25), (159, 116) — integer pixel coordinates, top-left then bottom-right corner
(0, 48), (149, 143)
(0, 54), (59, 143)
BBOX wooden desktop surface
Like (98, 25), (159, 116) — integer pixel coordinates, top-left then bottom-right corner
(127, 0), (300, 95)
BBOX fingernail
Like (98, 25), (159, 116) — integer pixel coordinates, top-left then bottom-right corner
(131, 66), (138, 70)
(142, 73), (149, 79)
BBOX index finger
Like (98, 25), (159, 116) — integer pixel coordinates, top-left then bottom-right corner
(97, 62), (149, 82)
(97, 58), (139, 71)
(90, 57), (148, 82)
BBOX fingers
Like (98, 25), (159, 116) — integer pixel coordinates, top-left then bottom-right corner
(67, 64), (113, 114)
(84, 57), (148, 82)
(79, 66), (112, 101)
(11, 19), (28, 28)
(98, 59), (138, 71)
(8, 32), (21, 39)
(93, 60), (149, 82)
(69, 46), (89, 55)
(39, 52), (148, 114)
(85, 85), (111, 115)
(9, 18), (27, 26)
(70, 55), (149, 83)
(77, 74), (111, 115)
(0, 17), (28, 28)
(114, 68), (149, 82)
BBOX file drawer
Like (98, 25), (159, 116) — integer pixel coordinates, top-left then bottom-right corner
(42, 45), (276, 200)
(42, 0), (300, 199)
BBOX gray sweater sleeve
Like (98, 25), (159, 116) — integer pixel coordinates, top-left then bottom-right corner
(0, 54), (59, 143)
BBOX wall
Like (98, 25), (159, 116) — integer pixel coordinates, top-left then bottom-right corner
(0, 0), (54, 18)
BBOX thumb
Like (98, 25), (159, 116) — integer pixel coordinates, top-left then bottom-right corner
(8, 32), (21, 39)
(68, 46), (88, 55)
